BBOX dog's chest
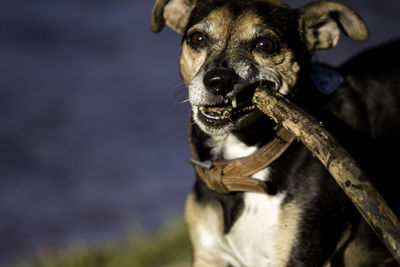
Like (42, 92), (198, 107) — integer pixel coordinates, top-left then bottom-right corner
(225, 192), (286, 266)
(207, 134), (288, 266)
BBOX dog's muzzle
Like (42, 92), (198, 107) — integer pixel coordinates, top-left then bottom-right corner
(190, 66), (282, 135)
(197, 68), (256, 123)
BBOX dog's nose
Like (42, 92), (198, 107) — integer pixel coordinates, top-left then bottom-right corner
(203, 69), (237, 96)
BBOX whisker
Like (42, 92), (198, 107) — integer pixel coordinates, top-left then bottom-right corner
(180, 99), (190, 104)
(169, 83), (186, 96)
(168, 83), (189, 104)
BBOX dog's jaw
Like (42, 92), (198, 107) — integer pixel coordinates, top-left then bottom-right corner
(189, 67), (282, 137)
(192, 105), (234, 136)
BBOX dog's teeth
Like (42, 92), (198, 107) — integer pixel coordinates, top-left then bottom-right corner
(231, 95), (237, 108)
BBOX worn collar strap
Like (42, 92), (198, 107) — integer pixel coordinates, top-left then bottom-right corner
(188, 124), (295, 194)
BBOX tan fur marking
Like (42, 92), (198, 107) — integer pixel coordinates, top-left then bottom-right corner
(259, 0), (288, 7)
(274, 201), (302, 266)
(180, 42), (207, 85)
(180, 7), (233, 85)
(205, 8), (232, 41)
(343, 234), (395, 266)
(235, 10), (264, 41)
(344, 240), (380, 267)
(322, 225), (351, 267)
(254, 47), (300, 94)
(185, 192), (227, 266)
(179, 49), (192, 85)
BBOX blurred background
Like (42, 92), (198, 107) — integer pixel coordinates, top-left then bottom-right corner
(0, 0), (399, 265)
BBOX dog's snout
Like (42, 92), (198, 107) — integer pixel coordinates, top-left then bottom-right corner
(203, 69), (237, 96)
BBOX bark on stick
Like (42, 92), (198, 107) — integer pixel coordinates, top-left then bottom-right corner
(253, 87), (400, 263)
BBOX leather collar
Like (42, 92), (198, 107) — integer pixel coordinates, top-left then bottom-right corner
(188, 123), (295, 194)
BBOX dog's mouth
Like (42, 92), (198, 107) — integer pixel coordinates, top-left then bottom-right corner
(196, 84), (260, 126)
(198, 99), (256, 123)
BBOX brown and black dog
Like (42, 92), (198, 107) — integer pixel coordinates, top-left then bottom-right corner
(152, 0), (400, 266)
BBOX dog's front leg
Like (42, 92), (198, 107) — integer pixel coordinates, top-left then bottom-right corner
(185, 192), (236, 267)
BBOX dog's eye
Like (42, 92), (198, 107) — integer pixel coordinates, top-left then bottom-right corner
(255, 37), (276, 53)
(188, 31), (206, 48)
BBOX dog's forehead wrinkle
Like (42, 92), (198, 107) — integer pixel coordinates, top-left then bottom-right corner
(235, 12), (263, 35)
(207, 7), (233, 32)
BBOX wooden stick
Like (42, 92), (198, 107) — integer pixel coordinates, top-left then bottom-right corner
(253, 87), (400, 263)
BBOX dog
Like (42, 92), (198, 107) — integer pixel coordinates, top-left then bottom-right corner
(151, 0), (400, 266)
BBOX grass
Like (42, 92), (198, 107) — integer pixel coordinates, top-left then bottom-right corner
(13, 220), (191, 267)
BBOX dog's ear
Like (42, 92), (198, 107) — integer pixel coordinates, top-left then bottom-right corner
(298, 1), (369, 51)
(151, 0), (196, 34)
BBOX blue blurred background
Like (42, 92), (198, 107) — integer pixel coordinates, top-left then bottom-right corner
(0, 0), (399, 265)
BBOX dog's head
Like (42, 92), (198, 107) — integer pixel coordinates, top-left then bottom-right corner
(152, 0), (368, 136)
